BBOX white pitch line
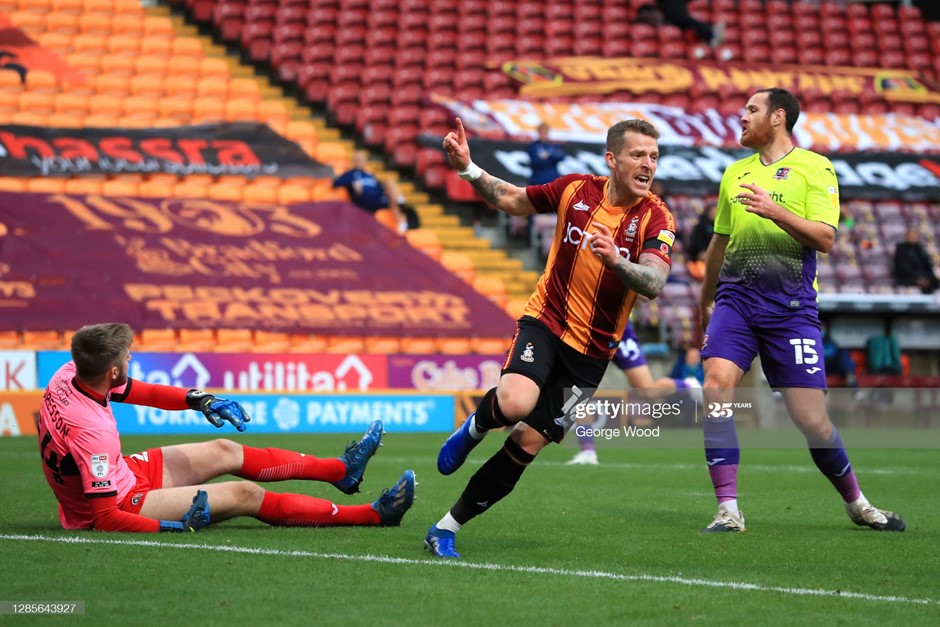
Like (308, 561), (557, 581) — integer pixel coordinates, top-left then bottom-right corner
(1, 534), (934, 607)
(376, 457), (932, 476)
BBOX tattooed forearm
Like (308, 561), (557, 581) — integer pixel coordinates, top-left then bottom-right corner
(469, 172), (511, 206)
(612, 256), (668, 299)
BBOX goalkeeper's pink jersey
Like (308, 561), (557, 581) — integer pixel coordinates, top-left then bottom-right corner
(37, 361), (137, 529)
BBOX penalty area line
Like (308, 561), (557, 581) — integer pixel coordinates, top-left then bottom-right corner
(0, 533), (934, 606)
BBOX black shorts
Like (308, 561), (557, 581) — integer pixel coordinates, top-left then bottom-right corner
(503, 316), (610, 443)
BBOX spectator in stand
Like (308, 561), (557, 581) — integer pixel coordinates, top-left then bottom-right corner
(332, 150), (389, 214)
(893, 227), (939, 294)
(510, 123), (567, 242)
(528, 123), (566, 186)
(655, 0), (725, 47)
(686, 200), (717, 282)
(635, 3), (665, 26)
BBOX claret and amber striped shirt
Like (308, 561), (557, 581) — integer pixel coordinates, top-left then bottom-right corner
(524, 173), (675, 360)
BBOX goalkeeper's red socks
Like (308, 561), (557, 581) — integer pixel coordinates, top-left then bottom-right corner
(237, 446), (345, 483)
(257, 492), (379, 526)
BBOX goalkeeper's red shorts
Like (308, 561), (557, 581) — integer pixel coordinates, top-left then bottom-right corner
(119, 448), (165, 514)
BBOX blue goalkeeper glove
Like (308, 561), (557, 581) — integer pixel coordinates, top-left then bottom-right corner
(186, 390), (250, 432)
(159, 490), (211, 533)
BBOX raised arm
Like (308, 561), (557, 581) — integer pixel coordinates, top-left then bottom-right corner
(443, 117), (535, 216)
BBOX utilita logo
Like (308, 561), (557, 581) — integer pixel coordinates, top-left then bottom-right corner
(129, 354), (376, 391)
(220, 355), (374, 391)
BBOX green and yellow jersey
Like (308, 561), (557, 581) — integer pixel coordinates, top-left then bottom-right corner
(714, 147), (839, 311)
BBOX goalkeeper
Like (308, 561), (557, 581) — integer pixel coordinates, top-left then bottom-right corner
(37, 323), (414, 533)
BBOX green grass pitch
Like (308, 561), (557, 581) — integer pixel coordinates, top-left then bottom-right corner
(2, 431), (938, 625)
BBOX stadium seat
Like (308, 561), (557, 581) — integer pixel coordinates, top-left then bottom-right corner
(21, 331), (65, 351)
(471, 337), (510, 355)
(400, 336), (437, 354)
(440, 251), (476, 283)
(251, 330), (291, 353)
(178, 329), (216, 352)
(326, 336), (366, 354)
(216, 329), (254, 352)
(405, 229), (443, 260)
(435, 337), (473, 355)
(138, 328), (178, 352)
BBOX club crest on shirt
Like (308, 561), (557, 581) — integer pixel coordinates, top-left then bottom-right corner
(774, 167), (791, 180)
(572, 199), (591, 212)
(91, 453), (109, 478)
(521, 342), (535, 363)
(625, 217), (639, 240)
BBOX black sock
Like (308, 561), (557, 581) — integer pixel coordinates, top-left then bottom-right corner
(451, 437), (536, 524)
(472, 387), (514, 431)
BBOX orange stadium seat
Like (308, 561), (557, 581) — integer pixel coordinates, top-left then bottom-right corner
(130, 75), (165, 98)
(471, 337), (510, 355)
(122, 95), (159, 120)
(472, 275), (509, 309)
(111, 13), (144, 37)
(216, 329), (254, 352)
(100, 55), (137, 77)
(228, 78), (261, 100)
(25, 69), (57, 93)
(164, 75), (199, 99)
(0, 330), (22, 349)
(65, 178), (104, 195)
(26, 178), (67, 193)
(143, 16), (175, 40)
(277, 185), (310, 204)
(171, 38), (204, 59)
(253, 330), (291, 353)
(18, 92), (55, 116)
(224, 98), (257, 120)
(137, 328), (178, 352)
(101, 179), (139, 197)
(51, 0), (83, 13)
(440, 251), (476, 283)
(11, 112), (49, 126)
(11, 12), (44, 34)
(242, 185), (278, 204)
(0, 178), (27, 192)
(158, 96), (193, 122)
(192, 97), (225, 122)
(79, 13), (112, 35)
(435, 337), (472, 355)
(44, 13), (79, 35)
(288, 334), (328, 353)
(135, 55), (169, 78)
(107, 35), (140, 57)
(400, 336), (437, 354)
(196, 77), (228, 99)
(373, 208), (400, 231)
(506, 298), (528, 321)
(21, 330), (65, 350)
(141, 37), (172, 57)
(326, 336), (366, 354)
(405, 229), (443, 260)
(367, 337), (402, 354)
(207, 184), (244, 202)
(172, 180), (210, 199)
(198, 58), (230, 79)
(54, 93), (90, 116)
(178, 329), (215, 352)
(37, 32), (73, 55)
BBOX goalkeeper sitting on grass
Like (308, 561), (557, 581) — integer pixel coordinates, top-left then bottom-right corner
(37, 322), (414, 533)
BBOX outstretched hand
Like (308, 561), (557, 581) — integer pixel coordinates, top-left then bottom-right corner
(737, 183), (782, 220)
(187, 390), (251, 432)
(442, 117), (471, 171)
(588, 223), (620, 268)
